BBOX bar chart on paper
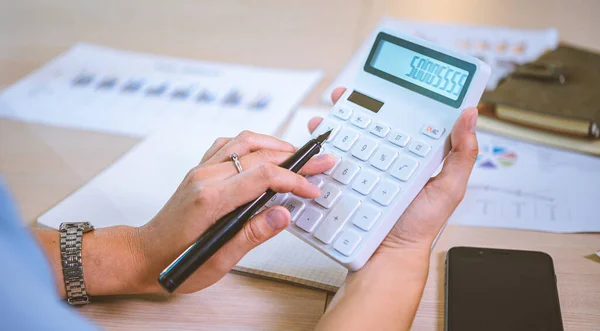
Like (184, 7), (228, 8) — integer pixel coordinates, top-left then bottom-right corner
(0, 43), (322, 137)
(450, 132), (599, 233)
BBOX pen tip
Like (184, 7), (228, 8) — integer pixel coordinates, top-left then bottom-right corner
(316, 130), (332, 144)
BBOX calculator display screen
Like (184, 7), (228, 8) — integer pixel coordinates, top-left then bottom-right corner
(365, 32), (476, 108)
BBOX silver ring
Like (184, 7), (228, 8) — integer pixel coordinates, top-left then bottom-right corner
(230, 153), (243, 173)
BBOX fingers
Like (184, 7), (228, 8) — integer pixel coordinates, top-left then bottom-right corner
(200, 137), (232, 164)
(429, 107), (479, 203)
(194, 150), (334, 181)
(306, 87), (346, 134)
(212, 163), (321, 214)
(217, 206), (291, 264)
(308, 117), (323, 134)
(202, 130), (296, 166)
(331, 87), (346, 104)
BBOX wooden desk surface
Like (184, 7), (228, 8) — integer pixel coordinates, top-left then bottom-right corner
(1, 1), (599, 330)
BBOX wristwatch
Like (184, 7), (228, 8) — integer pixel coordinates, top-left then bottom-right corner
(59, 221), (94, 305)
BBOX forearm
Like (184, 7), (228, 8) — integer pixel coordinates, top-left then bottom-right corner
(316, 251), (430, 331)
(33, 226), (150, 298)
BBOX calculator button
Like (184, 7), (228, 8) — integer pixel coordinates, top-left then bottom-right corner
(265, 193), (289, 207)
(306, 175), (324, 188)
(333, 128), (360, 152)
(370, 146), (398, 171)
(296, 207), (324, 233)
(351, 170), (379, 195)
(333, 106), (352, 120)
(352, 204), (381, 231)
(369, 122), (390, 138)
(422, 124), (445, 139)
(372, 180), (400, 206)
(283, 197), (306, 221)
(315, 183), (343, 209)
(333, 229), (363, 256)
(332, 160), (361, 185)
(314, 118), (341, 142)
(350, 114), (371, 129)
(323, 154), (342, 175)
(408, 140), (432, 157)
(314, 196), (361, 244)
(350, 136), (378, 161)
(389, 155), (419, 182)
(388, 130), (411, 147)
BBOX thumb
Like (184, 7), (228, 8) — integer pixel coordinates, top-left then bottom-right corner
(229, 206), (291, 255)
(428, 107), (479, 204)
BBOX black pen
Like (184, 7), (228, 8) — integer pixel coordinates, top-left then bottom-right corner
(158, 129), (332, 293)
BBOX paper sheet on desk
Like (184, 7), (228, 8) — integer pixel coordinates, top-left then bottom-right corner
(0, 43), (322, 138)
(323, 17), (558, 103)
(450, 132), (600, 233)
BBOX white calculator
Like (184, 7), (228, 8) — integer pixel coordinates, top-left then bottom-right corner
(277, 29), (490, 270)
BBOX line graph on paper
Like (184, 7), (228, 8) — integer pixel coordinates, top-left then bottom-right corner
(463, 185), (569, 224)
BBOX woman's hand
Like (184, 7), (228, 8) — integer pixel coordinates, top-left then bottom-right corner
(133, 131), (335, 294)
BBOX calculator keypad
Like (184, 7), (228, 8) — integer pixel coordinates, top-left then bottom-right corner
(296, 207), (324, 233)
(350, 114), (371, 129)
(369, 122), (390, 138)
(266, 193), (289, 208)
(332, 160), (361, 185)
(350, 136), (378, 161)
(352, 204), (381, 231)
(314, 196), (361, 244)
(324, 154), (342, 175)
(333, 229), (363, 256)
(389, 155), (419, 182)
(333, 128), (360, 152)
(333, 107), (353, 120)
(388, 129), (411, 147)
(284, 106), (445, 260)
(370, 145), (398, 171)
(351, 170), (379, 195)
(306, 175), (324, 188)
(408, 140), (432, 157)
(314, 118), (341, 142)
(421, 124), (445, 139)
(315, 183), (343, 208)
(371, 180), (400, 206)
(283, 197), (306, 221)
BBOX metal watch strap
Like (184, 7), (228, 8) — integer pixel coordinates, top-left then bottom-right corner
(59, 222), (94, 305)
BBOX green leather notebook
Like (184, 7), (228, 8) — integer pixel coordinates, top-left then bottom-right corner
(482, 45), (600, 139)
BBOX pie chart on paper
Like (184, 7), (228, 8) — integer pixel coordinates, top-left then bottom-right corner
(475, 145), (518, 169)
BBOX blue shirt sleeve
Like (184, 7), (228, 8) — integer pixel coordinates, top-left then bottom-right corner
(0, 180), (100, 331)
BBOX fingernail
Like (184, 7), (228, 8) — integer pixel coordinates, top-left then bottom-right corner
(468, 108), (478, 133)
(266, 209), (288, 230)
(316, 153), (331, 162)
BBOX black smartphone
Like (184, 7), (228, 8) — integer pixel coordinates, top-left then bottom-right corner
(445, 246), (563, 331)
